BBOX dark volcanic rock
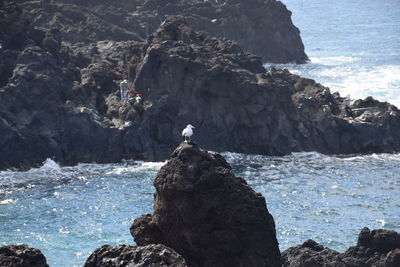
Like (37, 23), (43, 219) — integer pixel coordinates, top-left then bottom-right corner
(281, 239), (342, 267)
(129, 17), (400, 157)
(142, 0), (309, 63)
(1, 3), (400, 170)
(0, 244), (49, 267)
(282, 227), (400, 267)
(131, 143), (281, 267)
(357, 227), (400, 254)
(83, 244), (187, 267)
(17, 0), (308, 63)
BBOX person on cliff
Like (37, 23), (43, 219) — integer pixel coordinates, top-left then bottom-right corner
(127, 88), (133, 100)
(135, 93), (142, 104)
(119, 79), (129, 102)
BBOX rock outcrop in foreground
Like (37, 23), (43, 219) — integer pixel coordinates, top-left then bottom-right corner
(0, 244), (49, 267)
(130, 142), (281, 267)
(282, 227), (400, 267)
(83, 244), (187, 267)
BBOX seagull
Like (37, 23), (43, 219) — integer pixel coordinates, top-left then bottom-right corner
(182, 124), (195, 143)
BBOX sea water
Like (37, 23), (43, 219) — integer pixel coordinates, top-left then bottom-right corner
(273, 0), (400, 107)
(1, 154), (400, 266)
(2, 1), (400, 266)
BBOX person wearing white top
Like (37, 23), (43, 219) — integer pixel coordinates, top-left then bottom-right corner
(119, 80), (129, 102)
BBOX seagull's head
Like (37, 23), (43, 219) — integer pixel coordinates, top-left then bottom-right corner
(187, 124), (195, 129)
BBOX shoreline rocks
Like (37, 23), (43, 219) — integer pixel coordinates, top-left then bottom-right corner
(0, 244), (49, 267)
(282, 227), (400, 267)
(83, 244), (187, 267)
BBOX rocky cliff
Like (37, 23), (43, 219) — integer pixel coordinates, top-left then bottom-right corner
(15, 0), (308, 63)
(131, 142), (281, 266)
(1, 1), (400, 170)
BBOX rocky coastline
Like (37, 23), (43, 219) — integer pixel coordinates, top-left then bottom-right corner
(282, 227), (400, 267)
(1, 0), (400, 171)
(0, 244), (49, 267)
(2, 143), (399, 266)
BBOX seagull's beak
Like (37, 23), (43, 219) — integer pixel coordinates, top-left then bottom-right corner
(192, 126), (196, 128)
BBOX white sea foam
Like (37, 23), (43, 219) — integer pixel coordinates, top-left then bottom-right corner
(105, 161), (164, 175)
(320, 65), (400, 107)
(0, 199), (15, 205)
(139, 162), (165, 169)
(376, 219), (386, 227)
(268, 56), (400, 108)
(311, 56), (359, 66)
(106, 166), (135, 175)
(340, 153), (400, 162)
(42, 158), (61, 171)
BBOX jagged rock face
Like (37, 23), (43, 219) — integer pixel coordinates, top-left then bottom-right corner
(131, 16), (400, 156)
(0, 244), (49, 267)
(284, 71), (400, 154)
(131, 143), (281, 267)
(142, 0), (308, 63)
(83, 244), (187, 267)
(1, 3), (400, 170)
(0, 1), (129, 170)
(356, 227), (400, 254)
(281, 227), (400, 267)
(0, 38), (126, 169)
(132, 16), (297, 157)
(16, 0), (308, 63)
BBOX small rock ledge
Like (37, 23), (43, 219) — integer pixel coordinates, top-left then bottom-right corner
(0, 244), (49, 267)
(282, 227), (400, 267)
(83, 244), (187, 267)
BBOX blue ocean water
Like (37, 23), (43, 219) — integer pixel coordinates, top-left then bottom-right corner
(1, 1), (400, 267)
(276, 0), (400, 107)
(1, 154), (400, 267)
(0, 160), (158, 267)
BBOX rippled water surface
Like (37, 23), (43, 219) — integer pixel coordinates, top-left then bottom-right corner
(1, 153), (400, 267)
(0, 161), (159, 266)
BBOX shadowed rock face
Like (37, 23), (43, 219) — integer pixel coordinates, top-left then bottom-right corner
(16, 0), (308, 63)
(131, 143), (281, 267)
(1, 3), (400, 170)
(83, 244), (187, 267)
(282, 227), (400, 267)
(357, 227), (400, 254)
(0, 245), (49, 267)
(130, 16), (400, 157)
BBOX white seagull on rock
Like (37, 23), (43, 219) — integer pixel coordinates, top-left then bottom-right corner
(182, 124), (195, 143)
